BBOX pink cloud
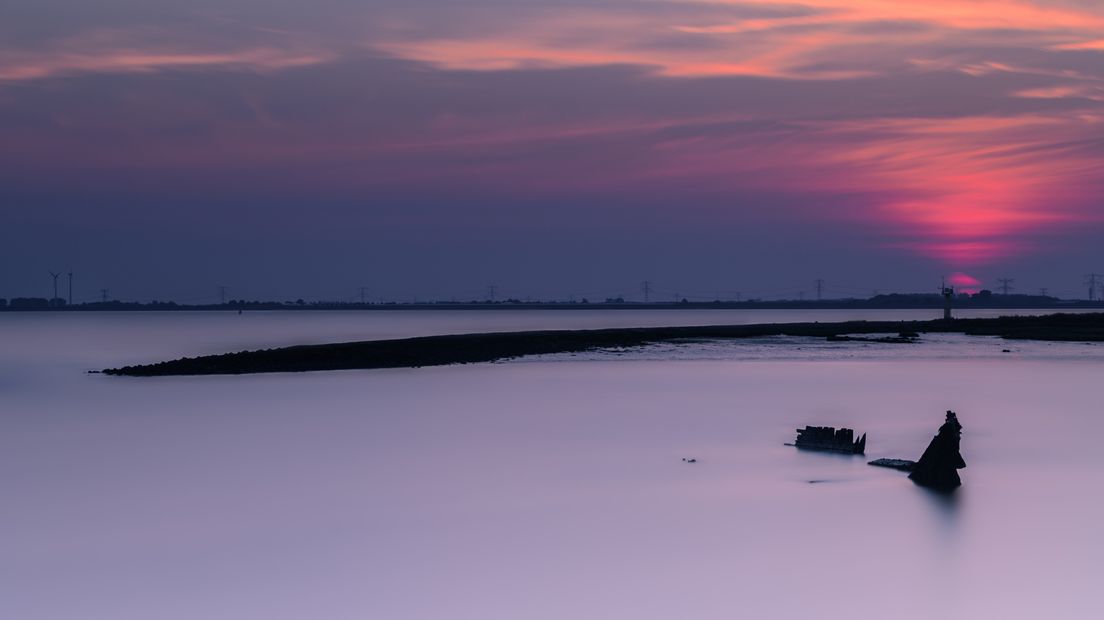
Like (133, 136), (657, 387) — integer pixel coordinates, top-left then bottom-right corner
(948, 272), (981, 287)
(947, 271), (982, 294)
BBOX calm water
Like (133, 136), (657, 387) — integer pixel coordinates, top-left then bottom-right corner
(2, 310), (1103, 619)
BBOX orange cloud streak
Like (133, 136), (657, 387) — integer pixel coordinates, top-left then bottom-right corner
(0, 30), (333, 82)
(371, 0), (1104, 78)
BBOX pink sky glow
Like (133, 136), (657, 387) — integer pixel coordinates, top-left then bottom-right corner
(3, 0), (1103, 284)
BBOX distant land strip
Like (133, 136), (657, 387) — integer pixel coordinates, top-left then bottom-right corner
(101, 313), (1104, 377)
(10, 295), (1104, 312)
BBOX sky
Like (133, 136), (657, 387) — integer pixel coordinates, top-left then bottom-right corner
(2, 0), (1103, 302)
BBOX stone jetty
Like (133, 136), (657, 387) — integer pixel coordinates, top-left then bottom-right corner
(101, 312), (1104, 376)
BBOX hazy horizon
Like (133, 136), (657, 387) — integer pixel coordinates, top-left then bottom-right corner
(1, 276), (1099, 305)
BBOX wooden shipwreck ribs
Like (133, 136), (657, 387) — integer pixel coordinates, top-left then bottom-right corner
(790, 426), (867, 454)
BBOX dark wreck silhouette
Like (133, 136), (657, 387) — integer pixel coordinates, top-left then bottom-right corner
(869, 411), (966, 492)
(787, 426), (867, 454)
(908, 411), (967, 490)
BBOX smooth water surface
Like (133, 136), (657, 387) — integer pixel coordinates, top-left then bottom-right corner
(2, 310), (1102, 619)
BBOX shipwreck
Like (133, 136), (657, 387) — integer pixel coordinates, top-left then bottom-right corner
(869, 410), (966, 491)
(787, 426), (866, 454)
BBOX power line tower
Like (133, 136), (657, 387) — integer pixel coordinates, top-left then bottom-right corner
(101, 289), (109, 303)
(814, 278), (825, 301)
(997, 278), (1014, 295)
(68, 271), (73, 305)
(487, 285), (497, 302)
(218, 286), (228, 305)
(1039, 287), (1049, 297)
(1085, 274), (1102, 301)
(642, 280), (652, 303)
(359, 286), (368, 305)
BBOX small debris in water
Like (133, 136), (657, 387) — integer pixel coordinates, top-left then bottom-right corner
(681, 458), (697, 463)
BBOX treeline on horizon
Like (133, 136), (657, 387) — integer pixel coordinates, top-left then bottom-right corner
(2, 290), (1102, 311)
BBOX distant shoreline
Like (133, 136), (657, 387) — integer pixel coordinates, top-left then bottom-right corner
(5, 291), (1104, 312)
(9, 300), (1104, 312)
(103, 312), (1104, 377)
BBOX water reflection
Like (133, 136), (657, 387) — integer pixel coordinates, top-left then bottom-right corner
(917, 483), (964, 534)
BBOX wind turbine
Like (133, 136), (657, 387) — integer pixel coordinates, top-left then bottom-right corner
(49, 271), (60, 305)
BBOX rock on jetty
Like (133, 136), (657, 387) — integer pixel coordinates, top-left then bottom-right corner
(867, 458), (916, 471)
(908, 411), (966, 490)
(788, 426), (866, 454)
